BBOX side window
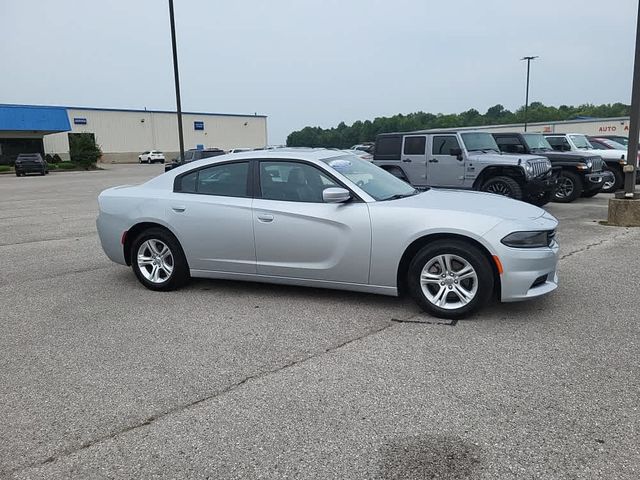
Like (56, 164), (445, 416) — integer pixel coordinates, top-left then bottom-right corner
(260, 162), (339, 203)
(375, 136), (402, 160)
(176, 162), (249, 197)
(495, 136), (526, 154)
(589, 141), (606, 150)
(432, 136), (461, 155)
(546, 137), (569, 151)
(403, 136), (426, 155)
(184, 151), (194, 161)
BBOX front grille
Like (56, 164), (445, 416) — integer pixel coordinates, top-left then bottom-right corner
(590, 157), (603, 172)
(530, 159), (550, 177)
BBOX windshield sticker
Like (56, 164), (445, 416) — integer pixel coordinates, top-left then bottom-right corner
(329, 159), (352, 171)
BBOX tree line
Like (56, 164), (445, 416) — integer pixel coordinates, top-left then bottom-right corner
(286, 102), (630, 149)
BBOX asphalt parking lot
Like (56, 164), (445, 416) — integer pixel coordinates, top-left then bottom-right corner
(1, 164), (639, 479)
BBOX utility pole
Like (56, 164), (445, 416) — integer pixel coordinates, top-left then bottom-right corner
(621, 0), (640, 198)
(521, 56), (538, 132)
(168, 0), (185, 162)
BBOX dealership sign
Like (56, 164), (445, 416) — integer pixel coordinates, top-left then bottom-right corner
(194, 121), (204, 130)
(73, 117), (87, 125)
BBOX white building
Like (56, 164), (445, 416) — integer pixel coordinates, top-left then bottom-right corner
(0, 104), (268, 164)
(450, 116), (630, 137)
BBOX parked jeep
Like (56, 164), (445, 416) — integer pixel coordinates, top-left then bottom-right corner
(373, 130), (555, 206)
(492, 132), (609, 202)
(543, 133), (621, 194)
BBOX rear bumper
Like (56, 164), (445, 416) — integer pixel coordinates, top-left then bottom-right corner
(15, 164), (46, 173)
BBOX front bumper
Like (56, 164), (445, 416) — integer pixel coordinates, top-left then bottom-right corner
(498, 242), (559, 302)
(584, 171), (610, 191)
(524, 170), (558, 195)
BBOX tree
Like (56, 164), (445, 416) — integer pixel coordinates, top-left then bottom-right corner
(69, 133), (102, 170)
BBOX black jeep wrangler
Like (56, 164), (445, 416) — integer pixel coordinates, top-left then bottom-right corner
(492, 132), (609, 203)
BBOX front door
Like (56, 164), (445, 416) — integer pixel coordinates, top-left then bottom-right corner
(427, 135), (465, 187)
(400, 135), (428, 185)
(169, 161), (256, 273)
(253, 160), (371, 284)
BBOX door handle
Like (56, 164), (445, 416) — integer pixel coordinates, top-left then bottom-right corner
(257, 214), (274, 223)
(402, 159), (412, 163)
(171, 206), (186, 212)
(428, 159), (439, 163)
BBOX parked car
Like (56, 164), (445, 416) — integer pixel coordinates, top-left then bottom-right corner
(138, 151), (165, 164)
(164, 148), (225, 172)
(544, 133), (624, 193)
(97, 149), (559, 319)
(597, 135), (628, 147)
(14, 153), (48, 177)
(372, 130), (555, 206)
(492, 132), (607, 202)
(350, 143), (374, 154)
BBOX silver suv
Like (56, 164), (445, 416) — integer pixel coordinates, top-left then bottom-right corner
(373, 130), (555, 206)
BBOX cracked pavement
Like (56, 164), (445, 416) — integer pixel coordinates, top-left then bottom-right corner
(1, 165), (639, 479)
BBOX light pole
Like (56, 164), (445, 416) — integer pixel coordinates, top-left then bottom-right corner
(521, 56), (538, 132)
(620, 0), (640, 199)
(168, 0), (185, 162)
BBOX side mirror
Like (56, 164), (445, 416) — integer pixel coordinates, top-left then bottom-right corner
(450, 148), (463, 161)
(323, 187), (351, 203)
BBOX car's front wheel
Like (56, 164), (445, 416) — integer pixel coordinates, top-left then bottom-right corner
(407, 240), (494, 319)
(601, 167), (623, 194)
(553, 171), (583, 203)
(130, 228), (190, 291)
(480, 176), (523, 201)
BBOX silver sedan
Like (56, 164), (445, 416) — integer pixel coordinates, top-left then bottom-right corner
(97, 149), (559, 319)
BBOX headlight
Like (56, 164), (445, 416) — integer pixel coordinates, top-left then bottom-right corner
(524, 163), (534, 177)
(586, 160), (593, 169)
(501, 231), (553, 248)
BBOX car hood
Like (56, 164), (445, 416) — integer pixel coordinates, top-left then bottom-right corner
(467, 152), (547, 163)
(388, 189), (546, 220)
(581, 148), (626, 160)
(536, 150), (596, 161)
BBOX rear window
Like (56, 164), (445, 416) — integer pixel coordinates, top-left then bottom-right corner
(374, 135), (402, 160)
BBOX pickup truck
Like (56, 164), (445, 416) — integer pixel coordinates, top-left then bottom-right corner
(492, 132), (609, 202)
(373, 130), (555, 206)
(543, 133), (624, 193)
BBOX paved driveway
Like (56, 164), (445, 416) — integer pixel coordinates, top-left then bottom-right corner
(1, 165), (638, 479)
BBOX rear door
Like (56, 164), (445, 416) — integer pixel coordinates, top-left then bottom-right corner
(426, 135), (465, 187)
(400, 135), (428, 185)
(169, 161), (256, 273)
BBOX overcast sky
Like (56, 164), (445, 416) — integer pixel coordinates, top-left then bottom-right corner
(1, 0), (636, 144)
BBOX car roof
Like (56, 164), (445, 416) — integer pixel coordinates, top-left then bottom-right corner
(377, 129), (492, 136)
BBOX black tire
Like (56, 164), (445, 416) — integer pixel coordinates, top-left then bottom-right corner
(553, 171), (583, 203)
(130, 227), (190, 291)
(15, 172), (21, 177)
(529, 190), (553, 207)
(601, 167), (623, 194)
(407, 240), (494, 319)
(40, 169), (45, 176)
(480, 176), (523, 201)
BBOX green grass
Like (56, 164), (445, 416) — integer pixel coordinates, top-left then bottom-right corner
(0, 165), (10, 173)
(57, 162), (77, 170)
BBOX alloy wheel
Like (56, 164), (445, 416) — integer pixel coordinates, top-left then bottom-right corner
(486, 182), (513, 197)
(555, 177), (574, 199)
(420, 254), (478, 310)
(137, 239), (174, 284)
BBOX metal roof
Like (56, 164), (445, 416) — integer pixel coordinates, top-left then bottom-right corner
(0, 103), (267, 119)
(0, 105), (71, 132)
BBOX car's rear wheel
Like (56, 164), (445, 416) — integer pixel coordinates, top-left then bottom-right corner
(553, 171), (583, 203)
(130, 228), (189, 291)
(480, 176), (523, 201)
(407, 240), (494, 319)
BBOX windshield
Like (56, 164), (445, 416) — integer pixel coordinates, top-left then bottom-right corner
(460, 133), (500, 152)
(522, 133), (553, 151)
(601, 139), (626, 150)
(569, 134), (592, 149)
(321, 155), (418, 201)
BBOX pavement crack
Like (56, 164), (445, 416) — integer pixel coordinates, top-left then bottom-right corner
(6, 322), (394, 476)
(560, 229), (633, 261)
